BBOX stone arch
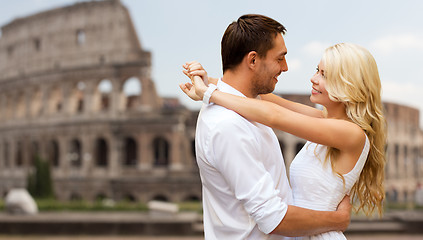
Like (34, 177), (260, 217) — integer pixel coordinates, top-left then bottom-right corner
(47, 140), (60, 168)
(5, 95), (13, 120)
(404, 146), (409, 174)
(30, 88), (42, 117)
(123, 137), (137, 166)
(385, 144), (390, 177)
(3, 142), (10, 168)
(413, 147), (419, 177)
(93, 79), (112, 112)
(390, 189), (398, 202)
(7, 45), (14, 58)
(3, 190), (8, 199)
(30, 141), (40, 166)
(76, 29), (86, 45)
(123, 193), (137, 202)
(122, 77), (141, 110)
(48, 86), (63, 114)
(33, 38), (41, 52)
(95, 137), (108, 167)
(184, 195), (200, 202)
(394, 144), (400, 177)
(69, 81), (85, 114)
(15, 141), (23, 167)
(152, 194), (168, 202)
(70, 192), (82, 201)
(385, 191), (391, 202)
(69, 139), (82, 168)
(0, 95), (4, 121)
(16, 91), (25, 119)
(153, 136), (169, 167)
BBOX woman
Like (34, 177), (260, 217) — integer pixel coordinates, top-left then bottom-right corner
(180, 43), (386, 239)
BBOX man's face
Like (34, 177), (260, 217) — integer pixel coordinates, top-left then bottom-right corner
(252, 33), (288, 96)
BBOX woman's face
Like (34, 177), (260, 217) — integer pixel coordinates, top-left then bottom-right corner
(309, 60), (331, 106)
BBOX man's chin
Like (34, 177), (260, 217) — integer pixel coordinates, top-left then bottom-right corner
(257, 88), (275, 95)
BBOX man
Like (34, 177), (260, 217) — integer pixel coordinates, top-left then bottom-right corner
(180, 14), (350, 239)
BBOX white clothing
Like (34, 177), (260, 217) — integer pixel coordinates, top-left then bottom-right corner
(290, 135), (370, 240)
(195, 79), (293, 240)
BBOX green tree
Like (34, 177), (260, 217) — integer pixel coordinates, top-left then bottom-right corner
(27, 155), (54, 199)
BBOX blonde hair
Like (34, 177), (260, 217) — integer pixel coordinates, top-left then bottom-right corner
(322, 43), (386, 217)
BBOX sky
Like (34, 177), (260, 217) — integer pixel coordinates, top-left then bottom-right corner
(1, 0), (423, 125)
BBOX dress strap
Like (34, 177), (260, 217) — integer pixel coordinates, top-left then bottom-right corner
(344, 134), (370, 177)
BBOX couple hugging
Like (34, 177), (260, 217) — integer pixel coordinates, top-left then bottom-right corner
(179, 14), (385, 240)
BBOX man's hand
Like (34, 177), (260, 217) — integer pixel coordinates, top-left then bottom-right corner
(336, 195), (352, 232)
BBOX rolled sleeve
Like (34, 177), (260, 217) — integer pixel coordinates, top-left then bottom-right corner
(211, 119), (288, 234)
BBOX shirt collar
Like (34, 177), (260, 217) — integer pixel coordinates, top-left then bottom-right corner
(217, 78), (261, 100)
(217, 78), (246, 98)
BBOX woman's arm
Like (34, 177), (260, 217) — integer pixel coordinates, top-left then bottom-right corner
(209, 90), (363, 152)
(183, 61), (322, 117)
(260, 93), (323, 118)
(180, 61), (363, 151)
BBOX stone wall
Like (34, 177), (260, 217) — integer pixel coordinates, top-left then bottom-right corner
(0, 0), (200, 203)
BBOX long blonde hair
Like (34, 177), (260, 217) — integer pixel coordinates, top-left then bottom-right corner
(322, 43), (386, 217)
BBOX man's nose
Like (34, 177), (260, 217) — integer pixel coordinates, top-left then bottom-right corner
(281, 58), (288, 72)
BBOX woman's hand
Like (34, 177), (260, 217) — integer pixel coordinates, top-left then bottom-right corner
(180, 61), (210, 100)
(179, 82), (202, 101)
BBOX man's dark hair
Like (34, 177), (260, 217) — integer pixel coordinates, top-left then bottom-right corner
(221, 14), (286, 73)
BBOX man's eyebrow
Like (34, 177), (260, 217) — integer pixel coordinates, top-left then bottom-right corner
(280, 51), (287, 56)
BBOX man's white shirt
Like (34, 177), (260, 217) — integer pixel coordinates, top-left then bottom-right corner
(195, 79), (293, 240)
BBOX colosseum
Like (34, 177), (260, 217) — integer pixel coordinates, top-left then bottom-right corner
(0, 0), (199, 203)
(0, 0), (422, 205)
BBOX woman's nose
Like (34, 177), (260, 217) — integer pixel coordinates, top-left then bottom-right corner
(310, 75), (319, 84)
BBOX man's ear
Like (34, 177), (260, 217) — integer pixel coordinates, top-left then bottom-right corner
(246, 51), (258, 69)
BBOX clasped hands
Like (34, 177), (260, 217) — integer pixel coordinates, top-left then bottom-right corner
(179, 61), (211, 101)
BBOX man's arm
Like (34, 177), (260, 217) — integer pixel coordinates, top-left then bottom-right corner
(271, 195), (351, 237)
(211, 118), (290, 234)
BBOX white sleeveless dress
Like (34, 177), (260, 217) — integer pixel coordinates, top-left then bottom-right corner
(289, 135), (370, 240)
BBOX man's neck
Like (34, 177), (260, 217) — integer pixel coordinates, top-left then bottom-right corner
(221, 70), (256, 98)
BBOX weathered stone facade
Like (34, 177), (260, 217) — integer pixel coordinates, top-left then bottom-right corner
(0, 0), (200, 202)
(0, 0), (422, 205)
(383, 102), (423, 203)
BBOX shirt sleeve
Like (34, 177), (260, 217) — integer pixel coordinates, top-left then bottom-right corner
(210, 117), (288, 234)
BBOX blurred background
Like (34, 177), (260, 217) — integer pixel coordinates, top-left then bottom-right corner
(0, 0), (422, 239)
